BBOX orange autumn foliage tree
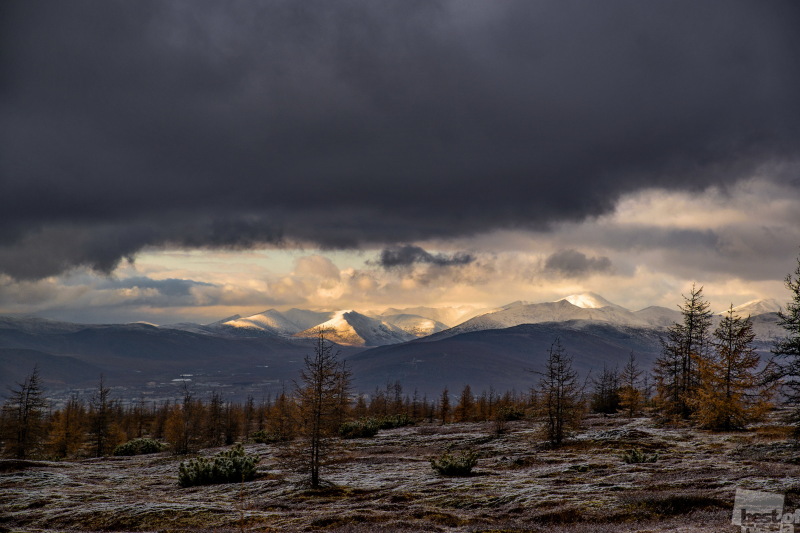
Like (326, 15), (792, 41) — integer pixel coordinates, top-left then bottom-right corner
(691, 306), (775, 430)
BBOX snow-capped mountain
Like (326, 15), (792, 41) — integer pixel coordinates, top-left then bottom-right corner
(161, 294), (785, 346)
(426, 294), (655, 340)
(380, 313), (449, 337)
(176, 308), (335, 337)
(378, 305), (486, 327)
(222, 309), (303, 336)
(727, 298), (782, 317)
(294, 310), (416, 346)
(215, 308), (445, 341)
(423, 292), (786, 341)
(557, 292), (622, 310)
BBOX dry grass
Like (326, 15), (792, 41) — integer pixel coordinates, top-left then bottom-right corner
(1, 413), (793, 532)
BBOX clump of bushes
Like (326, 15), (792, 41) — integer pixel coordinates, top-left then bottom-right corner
(338, 415), (414, 439)
(113, 438), (166, 456)
(621, 491), (727, 517)
(376, 414), (414, 430)
(621, 448), (658, 464)
(178, 444), (259, 487)
(251, 430), (291, 444)
(430, 448), (479, 476)
(339, 418), (380, 439)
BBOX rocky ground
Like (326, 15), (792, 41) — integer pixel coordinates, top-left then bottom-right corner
(2, 413), (800, 532)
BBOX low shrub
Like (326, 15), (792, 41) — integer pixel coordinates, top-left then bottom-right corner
(622, 491), (729, 517)
(377, 414), (414, 429)
(251, 430), (291, 444)
(339, 418), (380, 439)
(113, 438), (166, 456)
(178, 444), (259, 487)
(430, 448), (478, 476)
(621, 448), (658, 464)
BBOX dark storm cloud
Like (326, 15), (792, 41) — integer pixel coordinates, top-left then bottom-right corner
(374, 245), (474, 268)
(2, 0), (800, 279)
(544, 249), (612, 277)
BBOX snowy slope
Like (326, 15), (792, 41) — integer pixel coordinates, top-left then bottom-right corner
(294, 310), (416, 346)
(728, 299), (783, 316)
(633, 306), (683, 328)
(282, 309), (334, 330)
(557, 292), (622, 309)
(381, 313), (449, 337)
(221, 309), (303, 335)
(425, 294), (653, 341)
(379, 306), (487, 327)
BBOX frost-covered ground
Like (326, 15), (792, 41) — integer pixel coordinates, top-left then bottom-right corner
(3, 414), (799, 532)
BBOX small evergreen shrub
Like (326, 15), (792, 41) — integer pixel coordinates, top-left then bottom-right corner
(178, 444), (259, 487)
(251, 430), (290, 444)
(113, 438), (166, 456)
(339, 418), (380, 439)
(430, 448), (478, 476)
(621, 448), (658, 464)
(377, 414), (414, 429)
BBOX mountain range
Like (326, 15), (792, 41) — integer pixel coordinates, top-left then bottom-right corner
(168, 307), (455, 346)
(0, 294), (786, 402)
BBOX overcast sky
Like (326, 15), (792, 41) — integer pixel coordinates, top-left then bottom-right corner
(2, 1), (799, 324)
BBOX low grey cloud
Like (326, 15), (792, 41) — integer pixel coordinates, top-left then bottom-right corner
(1, 1), (799, 279)
(99, 277), (215, 298)
(374, 245), (475, 269)
(544, 249), (613, 277)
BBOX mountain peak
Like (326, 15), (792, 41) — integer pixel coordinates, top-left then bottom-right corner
(557, 293), (619, 309)
(295, 310), (414, 346)
(221, 309), (300, 335)
(727, 299), (782, 316)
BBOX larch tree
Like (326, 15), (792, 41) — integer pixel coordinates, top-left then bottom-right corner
(268, 388), (297, 442)
(590, 365), (620, 414)
(692, 306), (774, 430)
(1, 365), (48, 459)
(654, 284), (713, 419)
(439, 387), (450, 425)
(223, 401), (242, 445)
(205, 391), (225, 447)
(165, 384), (203, 454)
(774, 254), (800, 433)
(619, 352), (643, 418)
(535, 338), (584, 446)
(455, 384), (475, 422)
(243, 395), (256, 440)
(88, 375), (114, 456)
(294, 328), (351, 488)
(48, 394), (87, 458)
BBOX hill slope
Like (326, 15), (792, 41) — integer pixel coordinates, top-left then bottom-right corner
(347, 321), (665, 394)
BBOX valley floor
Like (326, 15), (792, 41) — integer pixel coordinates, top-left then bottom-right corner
(2, 413), (799, 532)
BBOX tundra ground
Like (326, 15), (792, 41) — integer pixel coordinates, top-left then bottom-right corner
(2, 413), (799, 532)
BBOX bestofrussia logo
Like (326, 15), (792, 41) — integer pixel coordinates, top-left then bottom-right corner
(733, 488), (800, 532)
